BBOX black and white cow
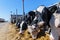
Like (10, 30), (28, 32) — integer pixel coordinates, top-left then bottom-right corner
(36, 5), (52, 33)
(27, 13), (42, 39)
(49, 8), (60, 40)
(19, 11), (36, 34)
(27, 5), (52, 39)
(18, 5), (58, 39)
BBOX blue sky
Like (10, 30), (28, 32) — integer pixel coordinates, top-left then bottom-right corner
(0, 0), (60, 21)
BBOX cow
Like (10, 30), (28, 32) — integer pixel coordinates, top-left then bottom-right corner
(27, 13), (40, 39)
(19, 11), (36, 34)
(36, 5), (52, 34)
(49, 8), (60, 40)
(27, 5), (52, 39)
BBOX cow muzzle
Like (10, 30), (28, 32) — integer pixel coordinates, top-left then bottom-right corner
(58, 24), (60, 28)
(37, 21), (45, 27)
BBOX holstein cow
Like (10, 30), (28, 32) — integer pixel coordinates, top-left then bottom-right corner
(49, 8), (60, 40)
(36, 5), (52, 34)
(27, 4), (58, 39)
(19, 15), (27, 34)
(27, 5), (52, 39)
(19, 11), (36, 34)
(28, 13), (41, 39)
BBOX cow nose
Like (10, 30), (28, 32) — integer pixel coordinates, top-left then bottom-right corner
(41, 22), (45, 26)
(41, 22), (46, 27)
(43, 22), (45, 25)
(37, 21), (45, 27)
(58, 25), (60, 28)
(34, 28), (36, 29)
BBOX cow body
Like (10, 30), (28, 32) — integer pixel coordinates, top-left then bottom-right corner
(49, 8), (60, 40)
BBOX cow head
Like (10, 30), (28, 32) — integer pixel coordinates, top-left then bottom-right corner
(26, 11), (36, 25)
(36, 5), (45, 27)
(19, 21), (27, 34)
(28, 25), (39, 39)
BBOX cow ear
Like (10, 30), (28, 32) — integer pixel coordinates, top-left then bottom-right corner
(48, 5), (57, 13)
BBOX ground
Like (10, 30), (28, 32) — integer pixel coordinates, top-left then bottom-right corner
(0, 22), (50, 40)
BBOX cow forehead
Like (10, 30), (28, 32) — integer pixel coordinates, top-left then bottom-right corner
(37, 6), (45, 13)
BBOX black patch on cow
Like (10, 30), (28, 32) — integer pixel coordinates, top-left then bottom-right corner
(26, 11), (36, 25)
(22, 22), (27, 30)
(48, 5), (57, 13)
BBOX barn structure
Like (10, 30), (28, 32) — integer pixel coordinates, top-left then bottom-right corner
(0, 18), (5, 22)
(11, 14), (23, 24)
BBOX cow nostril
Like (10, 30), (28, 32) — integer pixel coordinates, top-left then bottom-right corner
(58, 25), (60, 28)
(43, 23), (46, 26)
(34, 28), (36, 29)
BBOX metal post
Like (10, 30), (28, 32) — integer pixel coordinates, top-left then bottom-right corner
(22, 0), (25, 19)
(10, 11), (13, 23)
(16, 9), (17, 24)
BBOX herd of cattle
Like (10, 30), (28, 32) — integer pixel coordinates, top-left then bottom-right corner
(11, 3), (60, 40)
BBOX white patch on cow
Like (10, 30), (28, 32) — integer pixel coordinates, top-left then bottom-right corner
(28, 25), (33, 33)
(33, 10), (36, 12)
(37, 6), (45, 13)
(37, 21), (44, 27)
(20, 21), (24, 28)
(50, 33), (54, 40)
(39, 21), (44, 24)
(33, 16), (37, 21)
(32, 25), (36, 29)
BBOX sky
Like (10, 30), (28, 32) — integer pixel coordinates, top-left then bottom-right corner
(0, 0), (60, 21)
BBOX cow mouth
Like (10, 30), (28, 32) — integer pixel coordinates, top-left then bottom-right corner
(58, 25), (60, 28)
(59, 36), (60, 40)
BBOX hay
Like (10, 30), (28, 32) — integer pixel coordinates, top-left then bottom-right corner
(6, 23), (50, 40)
